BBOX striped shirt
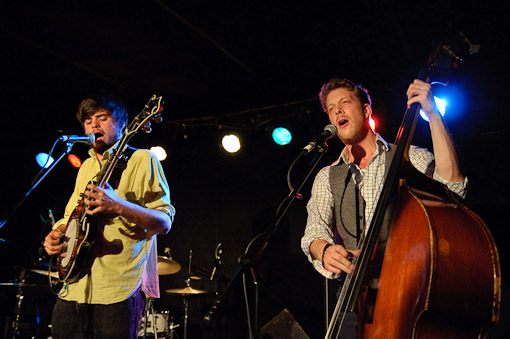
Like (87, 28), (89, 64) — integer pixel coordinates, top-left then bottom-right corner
(301, 134), (467, 278)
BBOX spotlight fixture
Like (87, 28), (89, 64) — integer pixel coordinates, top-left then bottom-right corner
(420, 82), (454, 122)
(150, 146), (167, 161)
(35, 153), (54, 168)
(221, 134), (241, 153)
(271, 127), (292, 145)
(368, 116), (376, 132)
(420, 97), (447, 122)
(67, 154), (82, 168)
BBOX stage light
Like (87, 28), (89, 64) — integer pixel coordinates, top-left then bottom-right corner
(420, 96), (446, 122)
(35, 153), (54, 168)
(150, 146), (167, 161)
(68, 154), (82, 168)
(222, 134), (241, 153)
(272, 127), (292, 145)
(368, 116), (376, 132)
(419, 82), (453, 122)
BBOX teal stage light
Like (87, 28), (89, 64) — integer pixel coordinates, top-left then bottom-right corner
(272, 127), (292, 145)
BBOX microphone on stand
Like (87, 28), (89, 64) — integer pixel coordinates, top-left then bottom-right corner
(302, 124), (338, 154)
(210, 243), (223, 281)
(36, 209), (56, 264)
(164, 247), (172, 258)
(48, 209), (56, 227)
(59, 133), (95, 145)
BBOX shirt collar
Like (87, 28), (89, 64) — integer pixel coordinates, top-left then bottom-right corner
(88, 140), (122, 161)
(332, 133), (390, 166)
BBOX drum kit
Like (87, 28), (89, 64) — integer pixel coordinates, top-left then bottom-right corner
(138, 253), (214, 339)
(1, 250), (215, 339)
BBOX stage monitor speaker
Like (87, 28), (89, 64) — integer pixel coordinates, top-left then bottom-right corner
(259, 308), (309, 339)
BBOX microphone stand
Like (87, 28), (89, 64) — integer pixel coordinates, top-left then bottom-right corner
(0, 141), (74, 230)
(0, 141), (74, 338)
(204, 142), (330, 336)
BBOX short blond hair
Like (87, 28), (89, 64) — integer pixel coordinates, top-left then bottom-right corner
(319, 78), (371, 112)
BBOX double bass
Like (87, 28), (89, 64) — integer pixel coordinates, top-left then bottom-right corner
(326, 36), (501, 338)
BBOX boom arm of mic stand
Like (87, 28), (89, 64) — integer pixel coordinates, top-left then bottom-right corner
(0, 142), (74, 230)
(203, 146), (329, 324)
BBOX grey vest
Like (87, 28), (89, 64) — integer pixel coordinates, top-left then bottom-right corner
(329, 145), (396, 250)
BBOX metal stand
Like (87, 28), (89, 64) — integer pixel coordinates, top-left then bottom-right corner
(204, 144), (329, 335)
(0, 142), (74, 230)
(10, 268), (27, 339)
(183, 296), (189, 339)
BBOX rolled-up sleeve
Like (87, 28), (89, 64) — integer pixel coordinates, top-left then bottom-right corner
(408, 145), (468, 199)
(301, 167), (337, 278)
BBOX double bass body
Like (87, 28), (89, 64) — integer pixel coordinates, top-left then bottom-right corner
(358, 170), (501, 338)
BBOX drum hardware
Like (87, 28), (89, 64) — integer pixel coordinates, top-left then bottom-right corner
(163, 249), (213, 339)
(0, 282), (41, 287)
(29, 269), (59, 279)
(165, 277), (212, 339)
(139, 298), (178, 339)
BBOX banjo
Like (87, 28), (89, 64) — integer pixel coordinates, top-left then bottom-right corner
(57, 94), (163, 283)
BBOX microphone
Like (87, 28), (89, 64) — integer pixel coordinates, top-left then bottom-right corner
(164, 247), (172, 258)
(48, 209), (56, 227)
(210, 243), (223, 281)
(59, 133), (95, 145)
(302, 124), (338, 154)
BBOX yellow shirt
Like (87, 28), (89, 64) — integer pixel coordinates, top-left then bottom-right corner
(55, 145), (174, 304)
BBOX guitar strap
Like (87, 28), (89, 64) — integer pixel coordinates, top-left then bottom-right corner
(109, 146), (137, 189)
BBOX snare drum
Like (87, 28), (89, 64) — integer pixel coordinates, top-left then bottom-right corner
(138, 311), (170, 338)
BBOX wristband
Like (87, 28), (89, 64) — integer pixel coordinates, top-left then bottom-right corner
(321, 243), (332, 266)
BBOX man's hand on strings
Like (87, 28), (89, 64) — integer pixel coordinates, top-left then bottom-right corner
(84, 182), (123, 216)
(43, 224), (66, 256)
(323, 244), (360, 274)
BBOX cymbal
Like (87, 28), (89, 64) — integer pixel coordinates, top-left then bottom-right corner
(164, 286), (210, 296)
(157, 255), (181, 275)
(30, 269), (58, 279)
(0, 282), (42, 287)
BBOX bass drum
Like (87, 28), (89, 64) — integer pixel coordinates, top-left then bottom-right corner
(138, 310), (171, 338)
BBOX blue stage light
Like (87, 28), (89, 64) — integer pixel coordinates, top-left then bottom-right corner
(420, 97), (447, 122)
(36, 153), (54, 168)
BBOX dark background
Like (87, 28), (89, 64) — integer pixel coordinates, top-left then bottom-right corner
(1, 1), (509, 338)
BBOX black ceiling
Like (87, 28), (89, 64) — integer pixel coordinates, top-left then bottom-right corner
(2, 0), (509, 227)
(1, 1), (508, 202)
(3, 1), (508, 120)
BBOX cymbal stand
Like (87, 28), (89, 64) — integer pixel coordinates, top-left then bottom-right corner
(182, 249), (194, 339)
(10, 267), (27, 339)
(142, 297), (159, 339)
(182, 278), (193, 339)
(183, 296), (189, 339)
